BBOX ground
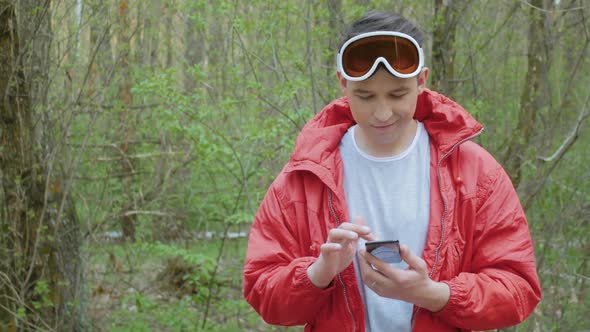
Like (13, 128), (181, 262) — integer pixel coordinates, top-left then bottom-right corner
(86, 237), (294, 331)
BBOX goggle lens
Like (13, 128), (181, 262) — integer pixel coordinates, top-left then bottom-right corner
(340, 34), (422, 79)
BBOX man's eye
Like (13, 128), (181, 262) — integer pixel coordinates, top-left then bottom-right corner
(357, 95), (373, 100)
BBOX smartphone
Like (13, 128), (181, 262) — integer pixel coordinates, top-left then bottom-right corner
(365, 240), (401, 263)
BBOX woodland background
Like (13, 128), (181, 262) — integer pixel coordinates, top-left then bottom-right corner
(0, 0), (589, 331)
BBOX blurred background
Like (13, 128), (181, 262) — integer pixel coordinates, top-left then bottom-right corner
(0, 0), (588, 331)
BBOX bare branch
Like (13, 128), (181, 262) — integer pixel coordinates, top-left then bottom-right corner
(94, 151), (186, 162)
(538, 93), (590, 162)
(523, 92), (590, 210)
(120, 210), (174, 217)
(76, 101), (161, 110)
(67, 139), (161, 147)
(518, 0), (589, 13)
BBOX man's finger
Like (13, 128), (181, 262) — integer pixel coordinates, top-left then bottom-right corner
(328, 228), (359, 242)
(358, 249), (390, 283)
(360, 232), (377, 241)
(339, 221), (371, 235)
(350, 217), (378, 241)
(320, 242), (342, 254)
(360, 249), (388, 273)
(400, 244), (427, 273)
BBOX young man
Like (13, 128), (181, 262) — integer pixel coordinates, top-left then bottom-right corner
(243, 11), (541, 332)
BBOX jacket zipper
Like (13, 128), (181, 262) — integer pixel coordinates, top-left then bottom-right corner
(411, 128), (483, 330)
(328, 189), (357, 332)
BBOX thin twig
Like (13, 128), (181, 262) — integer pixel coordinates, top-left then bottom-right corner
(538, 94), (590, 162)
(523, 93), (590, 210)
(517, 0), (588, 13)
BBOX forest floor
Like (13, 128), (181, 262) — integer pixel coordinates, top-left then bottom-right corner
(84, 237), (292, 331)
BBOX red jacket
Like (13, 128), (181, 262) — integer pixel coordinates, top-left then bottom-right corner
(243, 89), (541, 331)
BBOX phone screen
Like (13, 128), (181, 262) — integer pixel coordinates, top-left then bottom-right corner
(365, 240), (401, 263)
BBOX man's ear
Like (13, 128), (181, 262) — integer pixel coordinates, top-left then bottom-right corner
(337, 71), (347, 93)
(417, 67), (429, 94)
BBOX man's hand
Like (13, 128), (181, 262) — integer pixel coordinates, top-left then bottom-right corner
(307, 218), (375, 289)
(359, 244), (450, 312)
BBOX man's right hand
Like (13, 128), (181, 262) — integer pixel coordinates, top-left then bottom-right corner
(307, 218), (375, 288)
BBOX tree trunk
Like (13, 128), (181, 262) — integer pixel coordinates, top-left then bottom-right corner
(148, 2), (161, 68)
(117, 0), (137, 241)
(0, 1), (84, 330)
(89, 0), (114, 97)
(183, 2), (206, 93)
(502, 0), (547, 187)
(164, 1), (174, 69)
(326, 0), (343, 80)
(431, 0), (461, 96)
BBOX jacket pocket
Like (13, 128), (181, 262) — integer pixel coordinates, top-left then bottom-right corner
(441, 241), (462, 280)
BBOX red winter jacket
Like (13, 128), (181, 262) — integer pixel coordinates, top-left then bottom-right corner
(243, 89), (541, 331)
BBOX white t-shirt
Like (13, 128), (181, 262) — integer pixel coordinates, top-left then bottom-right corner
(339, 122), (431, 332)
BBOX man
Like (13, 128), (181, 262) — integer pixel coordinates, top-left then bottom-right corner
(244, 10), (541, 332)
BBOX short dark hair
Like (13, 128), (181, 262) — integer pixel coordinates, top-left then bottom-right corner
(339, 11), (425, 50)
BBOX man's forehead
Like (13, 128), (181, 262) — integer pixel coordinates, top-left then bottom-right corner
(350, 81), (413, 93)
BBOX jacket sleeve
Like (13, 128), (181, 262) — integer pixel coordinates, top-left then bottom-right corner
(434, 166), (542, 330)
(243, 182), (334, 326)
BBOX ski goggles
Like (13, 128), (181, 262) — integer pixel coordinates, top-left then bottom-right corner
(337, 31), (424, 81)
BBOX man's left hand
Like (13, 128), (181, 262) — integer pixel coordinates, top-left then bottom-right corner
(358, 244), (450, 312)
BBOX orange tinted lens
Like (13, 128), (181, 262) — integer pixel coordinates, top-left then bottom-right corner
(342, 35), (419, 76)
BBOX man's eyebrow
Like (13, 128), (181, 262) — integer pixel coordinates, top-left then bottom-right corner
(352, 88), (372, 94)
(389, 87), (410, 93)
(352, 87), (410, 94)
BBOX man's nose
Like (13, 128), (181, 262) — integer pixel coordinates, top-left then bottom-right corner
(373, 104), (393, 122)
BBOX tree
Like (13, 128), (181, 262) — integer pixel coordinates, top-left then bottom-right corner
(431, 0), (470, 96)
(502, 0), (547, 188)
(183, 1), (206, 93)
(116, 0), (138, 241)
(88, 0), (114, 97)
(0, 1), (84, 330)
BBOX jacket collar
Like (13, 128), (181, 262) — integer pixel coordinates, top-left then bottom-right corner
(286, 89), (483, 176)
(414, 89), (483, 155)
